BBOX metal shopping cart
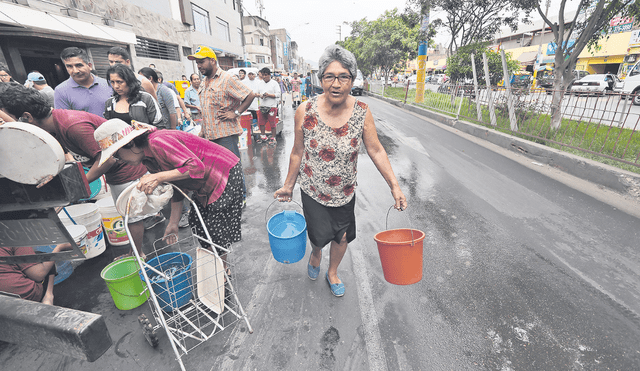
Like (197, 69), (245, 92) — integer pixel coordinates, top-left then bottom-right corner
(124, 184), (253, 371)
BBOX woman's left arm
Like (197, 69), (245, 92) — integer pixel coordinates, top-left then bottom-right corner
(362, 108), (408, 211)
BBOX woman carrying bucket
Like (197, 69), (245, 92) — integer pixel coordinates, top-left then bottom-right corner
(274, 45), (407, 297)
(94, 119), (243, 271)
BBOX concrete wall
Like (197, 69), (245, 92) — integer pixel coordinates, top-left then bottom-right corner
(190, 0), (243, 58)
(51, 0), (189, 79)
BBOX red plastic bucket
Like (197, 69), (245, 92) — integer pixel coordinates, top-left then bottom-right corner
(374, 228), (425, 285)
(374, 206), (425, 285)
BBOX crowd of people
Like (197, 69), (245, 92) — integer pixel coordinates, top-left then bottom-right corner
(0, 44), (406, 304)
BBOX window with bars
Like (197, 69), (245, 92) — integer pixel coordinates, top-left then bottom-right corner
(135, 37), (180, 61)
(256, 56), (265, 63)
(192, 4), (211, 35)
(217, 18), (230, 42)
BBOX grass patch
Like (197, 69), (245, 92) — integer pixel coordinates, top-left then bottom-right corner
(377, 87), (640, 174)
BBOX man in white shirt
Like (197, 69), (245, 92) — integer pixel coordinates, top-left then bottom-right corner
(240, 70), (261, 136)
(256, 67), (280, 144)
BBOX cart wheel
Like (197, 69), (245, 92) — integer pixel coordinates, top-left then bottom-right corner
(138, 314), (159, 347)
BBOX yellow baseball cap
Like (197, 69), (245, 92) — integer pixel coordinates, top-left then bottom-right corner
(188, 45), (218, 61)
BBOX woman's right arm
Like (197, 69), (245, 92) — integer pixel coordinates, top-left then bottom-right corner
(274, 105), (306, 201)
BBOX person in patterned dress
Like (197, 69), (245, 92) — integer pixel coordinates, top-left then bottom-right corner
(274, 45), (407, 297)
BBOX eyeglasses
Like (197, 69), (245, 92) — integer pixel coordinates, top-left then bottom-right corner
(322, 74), (352, 84)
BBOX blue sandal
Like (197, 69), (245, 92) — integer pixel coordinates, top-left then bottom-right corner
(326, 272), (345, 297)
(308, 263), (320, 280)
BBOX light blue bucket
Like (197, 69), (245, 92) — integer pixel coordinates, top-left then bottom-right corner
(266, 200), (307, 264)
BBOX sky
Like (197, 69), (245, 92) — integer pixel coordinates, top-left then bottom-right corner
(243, 0), (412, 67)
(242, 0), (578, 67)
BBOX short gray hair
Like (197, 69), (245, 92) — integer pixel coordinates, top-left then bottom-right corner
(318, 45), (357, 80)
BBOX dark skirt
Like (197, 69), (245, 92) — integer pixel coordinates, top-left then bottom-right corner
(189, 163), (243, 254)
(300, 190), (356, 248)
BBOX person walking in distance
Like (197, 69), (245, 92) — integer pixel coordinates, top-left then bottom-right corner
(240, 70), (260, 131)
(256, 68), (280, 144)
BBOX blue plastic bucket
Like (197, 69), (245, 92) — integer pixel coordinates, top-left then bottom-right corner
(267, 209), (307, 264)
(34, 245), (73, 285)
(141, 252), (193, 312)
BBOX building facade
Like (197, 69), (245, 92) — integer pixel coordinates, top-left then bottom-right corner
(0, 0), (245, 87)
(242, 15), (272, 70)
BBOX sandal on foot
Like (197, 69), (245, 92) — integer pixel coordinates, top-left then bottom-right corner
(326, 272), (345, 297)
(308, 263), (320, 281)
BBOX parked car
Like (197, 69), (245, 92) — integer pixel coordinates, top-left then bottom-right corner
(540, 69), (590, 94)
(621, 60), (640, 104)
(570, 74), (621, 95)
(432, 73), (447, 84)
(351, 69), (364, 96)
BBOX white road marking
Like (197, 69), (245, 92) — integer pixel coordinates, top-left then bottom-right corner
(350, 238), (388, 371)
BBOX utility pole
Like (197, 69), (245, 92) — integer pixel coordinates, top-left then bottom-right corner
(532, 0), (551, 89)
(336, 25), (342, 41)
(255, 0), (264, 17)
(415, 0), (430, 103)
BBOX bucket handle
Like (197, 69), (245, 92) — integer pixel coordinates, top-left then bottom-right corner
(62, 207), (78, 225)
(265, 199), (303, 225)
(105, 281), (149, 298)
(385, 205), (416, 246)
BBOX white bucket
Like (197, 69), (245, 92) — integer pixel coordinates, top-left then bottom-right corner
(65, 224), (88, 268)
(65, 224), (88, 255)
(95, 197), (129, 246)
(58, 203), (106, 259)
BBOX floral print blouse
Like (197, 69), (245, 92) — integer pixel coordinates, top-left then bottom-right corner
(298, 97), (367, 207)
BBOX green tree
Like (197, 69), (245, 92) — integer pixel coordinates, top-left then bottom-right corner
(514, 0), (640, 128)
(407, 0), (526, 55)
(339, 9), (420, 84)
(446, 42), (521, 85)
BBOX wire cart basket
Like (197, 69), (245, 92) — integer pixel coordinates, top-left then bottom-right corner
(124, 184), (253, 371)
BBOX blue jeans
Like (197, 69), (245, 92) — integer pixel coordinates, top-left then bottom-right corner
(212, 135), (247, 200)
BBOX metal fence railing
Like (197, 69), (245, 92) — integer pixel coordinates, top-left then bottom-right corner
(368, 80), (640, 173)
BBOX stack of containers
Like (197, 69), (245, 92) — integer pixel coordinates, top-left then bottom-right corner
(58, 203), (106, 258)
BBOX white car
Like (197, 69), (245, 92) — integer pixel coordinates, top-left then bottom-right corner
(570, 74), (621, 95)
(351, 70), (364, 95)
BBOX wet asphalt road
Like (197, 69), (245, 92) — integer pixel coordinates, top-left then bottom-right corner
(1, 94), (639, 371)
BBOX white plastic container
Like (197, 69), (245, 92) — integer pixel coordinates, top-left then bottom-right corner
(58, 203), (106, 259)
(65, 224), (88, 255)
(65, 224), (88, 268)
(95, 197), (129, 246)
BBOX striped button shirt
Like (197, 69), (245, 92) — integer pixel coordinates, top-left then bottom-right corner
(199, 68), (252, 140)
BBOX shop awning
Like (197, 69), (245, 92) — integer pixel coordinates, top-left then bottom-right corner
(517, 51), (538, 64)
(0, 2), (136, 44)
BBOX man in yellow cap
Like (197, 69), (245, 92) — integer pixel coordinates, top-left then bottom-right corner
(188, 45), (256, 204)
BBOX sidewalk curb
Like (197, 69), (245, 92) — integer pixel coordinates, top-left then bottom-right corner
(365, 91), (640, 199)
